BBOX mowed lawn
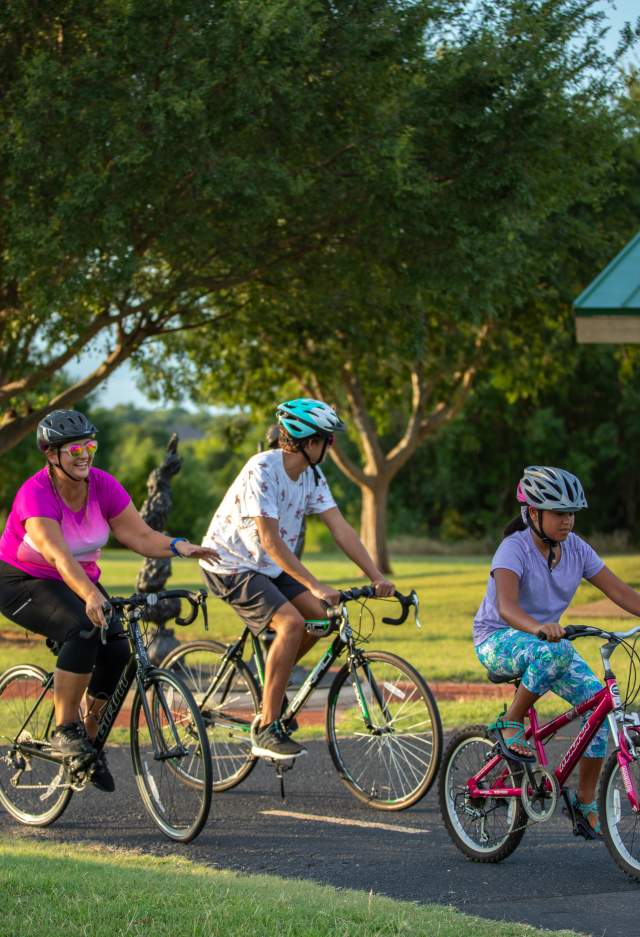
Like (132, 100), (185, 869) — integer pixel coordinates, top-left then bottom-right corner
(2, 548), (639, 725)
(0, 839), (583, 937)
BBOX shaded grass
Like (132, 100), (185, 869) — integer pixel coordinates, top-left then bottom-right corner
(0, 838), (582, 937)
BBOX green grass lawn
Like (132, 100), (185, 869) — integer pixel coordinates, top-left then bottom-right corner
(2, 548), (639, 726)
(0, 838), (581, 937)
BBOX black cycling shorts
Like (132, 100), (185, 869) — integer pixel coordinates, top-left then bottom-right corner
(0, 560), (129, 697)
(201, 568), (307, 635)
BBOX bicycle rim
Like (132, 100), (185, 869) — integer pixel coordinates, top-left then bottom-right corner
(0, 665), (72, 825)
(130, 670), (212, 842)
(439, 726), (527, 862)
(161, 640), (260, 791)
(326, 651), (442, 810)
(601, 751), (640, 880)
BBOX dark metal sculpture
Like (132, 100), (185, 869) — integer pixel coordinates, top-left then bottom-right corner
(136, 433), (182, 663)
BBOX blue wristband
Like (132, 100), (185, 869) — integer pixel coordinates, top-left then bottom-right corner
(169, 537), (188, 557)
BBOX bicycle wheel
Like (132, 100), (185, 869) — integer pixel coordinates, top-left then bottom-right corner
(161, 640), (260, 791)
(130, 669), (212, 842)
(439, 725), (527, 862)
(600, 749), (640, 881)
(326, 650), (442, 810)
(0, 664), (73, 825)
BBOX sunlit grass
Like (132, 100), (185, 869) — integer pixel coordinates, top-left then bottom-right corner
(2, 550), (638, 727)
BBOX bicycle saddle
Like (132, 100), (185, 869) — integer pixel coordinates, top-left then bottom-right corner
(487, 671), (521, 685)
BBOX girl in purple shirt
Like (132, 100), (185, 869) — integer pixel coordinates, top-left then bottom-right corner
(0, 409), (217, 792)
(475, 466), (640, 839)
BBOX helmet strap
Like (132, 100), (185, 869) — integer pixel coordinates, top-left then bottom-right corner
(525, 508), (558, 572)
(49, 452), (87, 485)
(300, 438), (329, 485)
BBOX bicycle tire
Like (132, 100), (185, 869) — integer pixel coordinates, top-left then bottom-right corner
(130, 668), (212, 842)
(0, 664), (73, 826)
(439, 725), (527, 862)
(161, 640), (260, 792)
(326, 650), (442, 810)
(600, 748), (640, 881)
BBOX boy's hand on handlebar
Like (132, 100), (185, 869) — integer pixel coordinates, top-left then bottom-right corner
(311, 583), (342, 606)
(372, 579), (395, 597)
(536, 622), (565, 642)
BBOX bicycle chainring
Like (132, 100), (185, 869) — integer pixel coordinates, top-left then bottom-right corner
(521, 765), (559, 822)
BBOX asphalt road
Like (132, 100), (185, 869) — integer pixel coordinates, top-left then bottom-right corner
(2, 738), (640, 937)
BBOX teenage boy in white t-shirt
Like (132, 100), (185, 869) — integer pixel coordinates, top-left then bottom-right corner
(200, 398), (394, 760)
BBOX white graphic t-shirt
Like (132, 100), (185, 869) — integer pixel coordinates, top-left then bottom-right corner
(200, 450), (336, 578)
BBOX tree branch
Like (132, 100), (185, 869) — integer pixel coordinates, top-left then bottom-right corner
(386, 323), (491, 475)
(0, 324), (145, 456)
(0, 308), (115, 403)
(341, 362), (385, 473)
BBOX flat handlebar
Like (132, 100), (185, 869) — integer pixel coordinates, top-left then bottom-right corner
(538, 623), (640, 642)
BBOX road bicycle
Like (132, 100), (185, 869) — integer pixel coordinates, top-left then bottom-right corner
(161, 586), (442, 810)
(439, 623), (640, 880)
(0, 588), (212, 843)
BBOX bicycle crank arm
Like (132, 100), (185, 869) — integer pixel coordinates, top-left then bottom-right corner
(153, 746), (189, 761)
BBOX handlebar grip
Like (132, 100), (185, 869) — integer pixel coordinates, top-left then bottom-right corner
(382, 590), (415, 626)
(538, 625), (588, 641)
(338, 586), (376, 602)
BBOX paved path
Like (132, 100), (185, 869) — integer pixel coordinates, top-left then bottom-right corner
(3, 737), (640, 936)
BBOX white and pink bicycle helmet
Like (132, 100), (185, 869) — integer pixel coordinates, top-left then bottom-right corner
(517, 466), (588, 512)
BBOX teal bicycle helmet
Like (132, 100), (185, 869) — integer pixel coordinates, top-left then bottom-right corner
(276, 398), (345, 439)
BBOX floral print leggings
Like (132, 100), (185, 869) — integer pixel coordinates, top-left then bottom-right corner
(476, 628), (608, 758)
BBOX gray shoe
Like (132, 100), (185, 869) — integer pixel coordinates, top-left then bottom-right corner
(51, 722), (95, 757)
(251, 720), (306, 760)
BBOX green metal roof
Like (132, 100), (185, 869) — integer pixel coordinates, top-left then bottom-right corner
(574, 230), (640, 316)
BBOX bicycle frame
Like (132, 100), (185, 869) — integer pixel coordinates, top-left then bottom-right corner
(468, 666), (640, 812)
(17, 608), (184, 767)
(198, 607), (382, 730)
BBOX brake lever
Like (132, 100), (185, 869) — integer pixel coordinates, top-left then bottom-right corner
(200, 592), (209, 631)
(411, 590), (421, 629)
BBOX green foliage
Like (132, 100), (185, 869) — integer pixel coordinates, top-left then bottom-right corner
(0, 0), (438, 449)
(390, 343), (640, 543)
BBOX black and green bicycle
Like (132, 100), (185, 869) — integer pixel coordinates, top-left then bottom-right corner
(161, 587), (442, 811)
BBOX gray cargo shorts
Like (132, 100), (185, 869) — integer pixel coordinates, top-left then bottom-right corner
(201, 568), (308, 635)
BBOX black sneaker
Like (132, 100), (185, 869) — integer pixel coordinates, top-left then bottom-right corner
(90, 750), (115, 793)
(251, 720), (306, 760)
(51, 722), (95, 757)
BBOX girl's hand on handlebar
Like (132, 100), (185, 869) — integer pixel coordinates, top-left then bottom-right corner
(536, 622), (565, 642)
(86, 590), (109, 629)
(372, 579), (395, 597)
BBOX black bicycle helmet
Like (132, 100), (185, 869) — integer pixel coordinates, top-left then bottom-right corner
(37, 410), (98, 451)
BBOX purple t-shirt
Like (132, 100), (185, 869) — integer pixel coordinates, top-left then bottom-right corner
(473, 529), (605, 647)
(0, 467), (131, 583)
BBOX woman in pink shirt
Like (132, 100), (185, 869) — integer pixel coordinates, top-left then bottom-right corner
(0, 409), (217, 792)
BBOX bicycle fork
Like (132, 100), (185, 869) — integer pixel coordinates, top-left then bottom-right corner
(137, 675), (187, 761)
(347, 651), (393, 734)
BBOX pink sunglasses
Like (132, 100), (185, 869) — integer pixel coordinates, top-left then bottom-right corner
(60, 439), (98, 458)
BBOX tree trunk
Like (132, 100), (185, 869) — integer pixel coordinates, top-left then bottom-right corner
(359, 479), (391, 575)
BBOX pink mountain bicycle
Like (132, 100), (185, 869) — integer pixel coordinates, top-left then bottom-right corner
(439, 623), (640, 880)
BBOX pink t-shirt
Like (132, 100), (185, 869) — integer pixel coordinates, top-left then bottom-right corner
(0, 467), (131, 582)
